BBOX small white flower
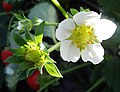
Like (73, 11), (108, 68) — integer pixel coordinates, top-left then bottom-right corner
(17, 20), (26, 30)
(56, 11), (117, 64)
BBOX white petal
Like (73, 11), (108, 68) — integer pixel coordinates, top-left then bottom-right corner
(60, 40), (80, 62)
(85, 17), (100, 26)
(56, 19), (75, 41)
(37, 19), (43, 23)
(81, 43), (104, 64)
(94, 19), (117, 41)
(17, 22), (23, 30)
(73, 11), (100, 25)
(17, 20), (26, 30)
(40, 43), (45, 50)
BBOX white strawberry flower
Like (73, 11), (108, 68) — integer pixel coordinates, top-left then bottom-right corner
(56, 11), (117, 64)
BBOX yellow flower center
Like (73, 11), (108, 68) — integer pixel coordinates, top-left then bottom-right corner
(25, 50), (45, 63)
(68, 24), (98, 51)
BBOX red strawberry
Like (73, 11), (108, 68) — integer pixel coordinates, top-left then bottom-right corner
(2, 1), (13, 12)
(1, 50), (13, 65)
(27, 70), (40, 91)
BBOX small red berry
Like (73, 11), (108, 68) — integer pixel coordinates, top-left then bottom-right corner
(1, 50), (13, 65)
(2, 1), (13, 12)
(27, 70), (40, 91)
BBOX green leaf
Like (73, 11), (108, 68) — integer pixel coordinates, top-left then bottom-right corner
(98, 0), (120, 13)
(44, 62), (62, 78)
(25, 30), (33, 41)
(13, 32), (27, 46)
(70, 8), (78, 15)
(4, 55), (24, 64)
(28, 2), (58, 39)
(35, 21), (45, 44)
(17, 62), (33, 81)
(18, 62), (32, 72)
(14, 13), (24, 20)
(16, 70), (27, 81)
(102, 58), (120, 92)
(10, 48), (26, 56)
(90, 63), (104, 84)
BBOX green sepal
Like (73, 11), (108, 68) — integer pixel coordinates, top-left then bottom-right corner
(13, 32), (27, 46)
(16, 70), (27, 81)
(10, 48), (26, 56)
(70, 8), (79, 15)
(67, 12), (73, 18)
(19, 20), (33, 34)
(4, 55), (24, 64)
(25, 30), (33, 41)
(44, 62), (63, 78)
(14, 13), (24, 20)
(17, 62), (34, 81)
(46, 56), (56, 63)
(26, 67), (38, 77)
(35, 21), (45, 44)
(18, 62), (32, 72)
(80, 7), (90, 12)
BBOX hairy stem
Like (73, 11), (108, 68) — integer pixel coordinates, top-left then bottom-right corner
(51, 0), (68, 19)
(86, 77), (105, 92)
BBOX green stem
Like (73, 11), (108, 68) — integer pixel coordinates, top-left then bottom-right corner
(8, 15), (14, 31)
(45, 21), (58, 26)
(0, 11), (13, 16)
(51, 0), (68, 19)
(7, 15), (14, 47)
(48, 42), (61, 53)
(37, 62), (91, 92)
(0, 12), (8, 16)
(62, 62), (91, 74)
(86, 77), (105, 92)
(37, 78), (59, 92)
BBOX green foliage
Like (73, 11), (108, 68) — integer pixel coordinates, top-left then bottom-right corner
(10, 48), (26, 56)
(80, 7), (90, 12)
(26, 67), (38, 77)
(90, 63), (104, 84)
(70, 8), (78, 15)
(13, 32), (27, 46)
(16, 62), (33, 81)
(45, 62), (63, 78)
(16, 70), (27, 81)
(98, 0), (120, 13)
(34, 21), (45, 44)
(28, 2), (58, 39)
(102, 58), (120, 92)
(14, 13), (24, 20)
(25, 30), (33, 41)
(4, 55), (24, 64)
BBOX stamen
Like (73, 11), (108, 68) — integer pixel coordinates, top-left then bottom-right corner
(68, 24), (98, 51)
